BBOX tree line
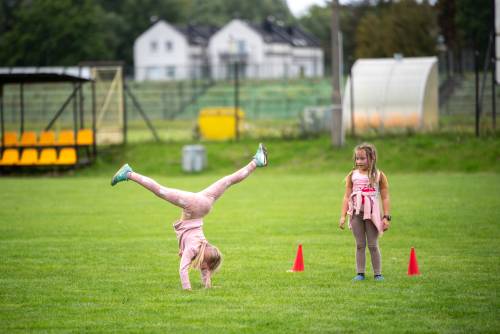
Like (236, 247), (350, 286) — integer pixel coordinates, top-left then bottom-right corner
(0, 0), (493, 72)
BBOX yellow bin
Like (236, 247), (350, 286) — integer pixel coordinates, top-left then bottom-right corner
(198, 107), (245, 140)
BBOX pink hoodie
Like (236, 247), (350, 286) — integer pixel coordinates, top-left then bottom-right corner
(173, 218), (211, 289)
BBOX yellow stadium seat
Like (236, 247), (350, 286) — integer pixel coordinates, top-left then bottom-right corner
(37, 148), (57, 165)
(18, 148), (38, 166)
(19, 131), (37, 147)
(56, 148), (77, 165)
(2, 132), (18, 147)
(38, 131), (56, 146)
(77, 129), (94, 146)
(57, 130), (75, 146)
(0, 149), (19, 166)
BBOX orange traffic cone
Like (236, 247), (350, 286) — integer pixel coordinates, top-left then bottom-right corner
(407, 247), (420, 276)
(288, 244), (304, 272)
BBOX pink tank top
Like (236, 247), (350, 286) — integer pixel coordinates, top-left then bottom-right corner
(348, 170), (384, 235)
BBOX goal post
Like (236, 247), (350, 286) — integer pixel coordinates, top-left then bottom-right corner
(91, 66), (125, 145)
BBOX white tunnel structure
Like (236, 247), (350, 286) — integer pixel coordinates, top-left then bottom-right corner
(342, 57), (439, 131)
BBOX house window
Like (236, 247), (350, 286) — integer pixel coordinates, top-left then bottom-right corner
(237, 40), (246, 54)
(166, 66), (175, 78)
(150, 41), (158, 53)
(165, 41), (173, 52)
(146, 66), (162, 80)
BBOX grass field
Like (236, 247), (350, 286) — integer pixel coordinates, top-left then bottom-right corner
(1, 171), (499, 332)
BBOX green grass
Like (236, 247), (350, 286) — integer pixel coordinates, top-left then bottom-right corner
(75, 133), (500, 178)
(1, 172), (499, 332)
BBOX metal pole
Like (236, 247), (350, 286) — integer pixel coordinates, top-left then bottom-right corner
(0, 85), (4, 148)
(492, 0), (497, 131)
(493, 53), (497, 131)
(479, 32), (493, 114)
(91, 80), (97, 158)
(73, 81), (78, 148)
(79, 68), (84, 129)
(330, 0), (343, 147)
(20, 83), (24, 134)
(122, 68), (127, 144)
(45, 83), (81, 131)
(234, 61), (240, 140)
(125, 84), (160, 142)
(73, 81), (77, 127)
(474, 48), (480, 137)
(350, 66), (355, 136)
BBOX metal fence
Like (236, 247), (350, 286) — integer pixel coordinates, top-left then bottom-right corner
(0, 60), (497, 143)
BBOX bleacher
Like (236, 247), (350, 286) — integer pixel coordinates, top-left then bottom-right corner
(0, 129), (94, 167)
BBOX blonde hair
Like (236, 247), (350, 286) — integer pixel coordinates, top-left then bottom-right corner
(190, 242), (223, 272)
(352, 142), (378, 187)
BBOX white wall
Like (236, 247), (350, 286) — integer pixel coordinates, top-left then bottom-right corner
(291, 47), (324, 78)
(208, 19), (264, 80)
(262, 43), (292, 78)
(134, 20), (190, 81)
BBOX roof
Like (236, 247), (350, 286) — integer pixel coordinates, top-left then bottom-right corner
(0, 67), (93, 84)
(249, 18), (321, 47)
(175, 24), (219, 46)
(138, 19), (321, 49)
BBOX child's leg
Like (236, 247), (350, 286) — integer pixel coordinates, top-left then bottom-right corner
(350, 214), (367, 274)
(128, 171), (195, 209)
(199, 160), (257, 201)
(366, 221), (382, 276)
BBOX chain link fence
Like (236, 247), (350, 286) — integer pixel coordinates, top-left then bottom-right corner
(1, 60), (497, 144)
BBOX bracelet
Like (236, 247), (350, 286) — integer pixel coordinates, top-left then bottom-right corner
(383, 215), (391, 221)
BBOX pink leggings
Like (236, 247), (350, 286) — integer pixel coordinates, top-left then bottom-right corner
(128, 161), (257, 220)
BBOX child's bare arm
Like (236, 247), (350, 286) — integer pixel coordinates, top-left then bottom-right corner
(179, 248), (196, 290)
(339, 173), (353, 229)
(379, 172), (391, 229)
(379, 172), (390, 214)
(201, 269), (211, 288)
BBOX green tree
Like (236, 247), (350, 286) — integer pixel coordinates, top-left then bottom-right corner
(299, 1), (384, 72)
(436, 0), (458, 50)
(112, 0), (185, 68)
(454, 0), (492, 58)
(355, 12), (386, 58)
(183, 0), (294, 26)
(355, 0), (438, 58)
(299, 4), (331, 69)
(0, 0), (113, 66)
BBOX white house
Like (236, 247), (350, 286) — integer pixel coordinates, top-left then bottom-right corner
(134, 18), (324, 81)
(134, 20), (215, 81)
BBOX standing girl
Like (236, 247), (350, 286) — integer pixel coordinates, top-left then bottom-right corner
(339, 143), (391, 281)
(111, 143), (268, 290)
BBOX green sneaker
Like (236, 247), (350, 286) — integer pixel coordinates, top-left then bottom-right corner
(111, 163), (133, 186)
(253, 143), (268, 167)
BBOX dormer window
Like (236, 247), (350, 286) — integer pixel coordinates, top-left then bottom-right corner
(292, 38), (306, 46)
(150, 41), (158, 52)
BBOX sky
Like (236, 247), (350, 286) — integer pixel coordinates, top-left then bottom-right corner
(287, 0), (438, 17)
(287, 0), (353, 17)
